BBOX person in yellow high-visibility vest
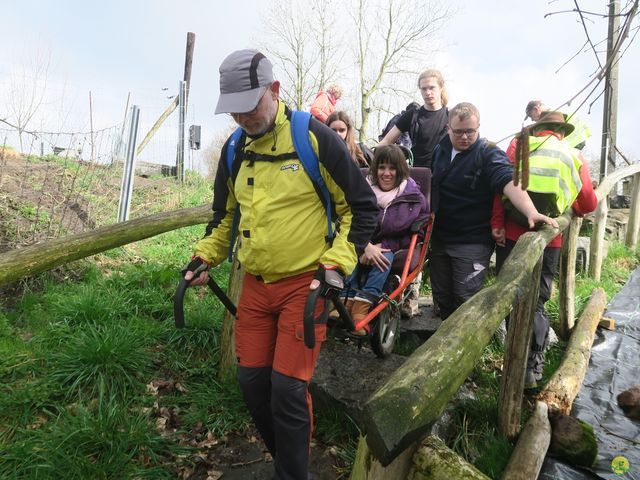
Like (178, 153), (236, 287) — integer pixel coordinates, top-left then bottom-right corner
(492, 111), (598, 389)
(525, 100), (592, 150)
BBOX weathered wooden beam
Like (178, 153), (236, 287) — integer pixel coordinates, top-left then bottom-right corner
(136, 97), (179, 156)
(498, 256), (543, 440)
(361, 215), (570, 465)
(217, 250), (243, 381)
(0, 204), (211, 287)
(537, 288), (607, 414)
(625, 172), (640, 250)
(558, 216), (583, 339)
(593, 163), (640, 203)
(500, 401), (551, 480)
(350, 435), (418, 480)
(590, 163), (640, 280)
(407, 435), (490, 480)
(589, 199), (608, 282)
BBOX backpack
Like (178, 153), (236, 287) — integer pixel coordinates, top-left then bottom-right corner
(225, 110), (334, 261)
(379, 104), (418, 149)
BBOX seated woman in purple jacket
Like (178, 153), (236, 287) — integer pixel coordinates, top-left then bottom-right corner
(341, 145), (430, 334)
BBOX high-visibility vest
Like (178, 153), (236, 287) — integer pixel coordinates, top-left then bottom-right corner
(562, 110), (591, 149)
(526, 135), (583, 214)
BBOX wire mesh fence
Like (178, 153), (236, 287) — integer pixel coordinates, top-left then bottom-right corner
(0, 124), (128, 250)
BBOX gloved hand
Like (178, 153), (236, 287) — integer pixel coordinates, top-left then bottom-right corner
(309, 264), (344, 295)
(182, 256), (210, 286)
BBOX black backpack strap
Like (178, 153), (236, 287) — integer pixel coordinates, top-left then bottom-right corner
(409, 108), (420, 144)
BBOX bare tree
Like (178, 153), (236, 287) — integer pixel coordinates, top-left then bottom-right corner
(258, 0), (341, 110)
(311, 1), (342, 90)
(5, 47), (52, 151)
(256, 0), (452, 141)
(352, 0), (452, 141)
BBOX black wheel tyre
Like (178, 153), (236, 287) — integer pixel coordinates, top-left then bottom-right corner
(371, 305), (400, 358)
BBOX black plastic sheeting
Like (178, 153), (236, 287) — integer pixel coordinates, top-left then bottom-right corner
(539, 268), (640, 480)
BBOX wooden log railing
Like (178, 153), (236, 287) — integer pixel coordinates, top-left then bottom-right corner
(356, 215), (571, 466)
(0, 204), (211, 287)
(589, 163), (640, 281)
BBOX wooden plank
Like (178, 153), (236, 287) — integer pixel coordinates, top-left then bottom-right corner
(599, 316), (615, 330)
(350, 435), (418, 480)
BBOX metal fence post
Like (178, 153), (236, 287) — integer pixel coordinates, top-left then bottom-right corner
(117, 105), (140, 222)
(176, 80), (186, 182)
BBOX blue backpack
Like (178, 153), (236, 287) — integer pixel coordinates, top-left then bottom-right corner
(225, 110), (334, 261)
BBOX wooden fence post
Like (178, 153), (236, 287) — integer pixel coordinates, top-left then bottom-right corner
(558, 216), (583, 340)
(589, 198), (608, 281)
(218, 252), (243, 381)
(625, 172), (640, 250)
(498, 257), (543, 439)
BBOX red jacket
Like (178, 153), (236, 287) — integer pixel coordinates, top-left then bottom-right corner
(310, 91), (337, 123)
(491, 132), (597, 248)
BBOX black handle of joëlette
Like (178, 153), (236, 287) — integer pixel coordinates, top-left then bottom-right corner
(303, 288), (322, 348)
(302, 287), (350, 349)
(174, 273), (237, 329)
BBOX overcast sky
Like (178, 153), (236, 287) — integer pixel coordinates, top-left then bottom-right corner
(1, 0), (638, 173)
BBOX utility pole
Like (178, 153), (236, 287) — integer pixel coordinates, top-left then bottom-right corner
(600, 0), (621, 181)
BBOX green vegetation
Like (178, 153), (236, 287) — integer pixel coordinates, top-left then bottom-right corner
(449, 240), (640, 479)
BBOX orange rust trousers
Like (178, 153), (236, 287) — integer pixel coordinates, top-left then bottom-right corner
(235, 271), (326, 480)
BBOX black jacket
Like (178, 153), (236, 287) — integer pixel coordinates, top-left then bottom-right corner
(431, 135), (513, 245)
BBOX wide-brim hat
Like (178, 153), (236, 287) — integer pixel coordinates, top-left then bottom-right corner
(215, 49), (274, 114)
(532, 111), (575, 136)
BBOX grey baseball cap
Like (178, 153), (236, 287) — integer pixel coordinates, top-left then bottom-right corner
(215, 49), (274, 114)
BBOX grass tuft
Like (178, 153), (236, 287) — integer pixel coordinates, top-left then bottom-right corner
(0, 395), (177, 479)
(48, 322), (152, 400)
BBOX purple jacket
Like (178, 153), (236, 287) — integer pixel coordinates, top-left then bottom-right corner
(371, 177), (430, 252)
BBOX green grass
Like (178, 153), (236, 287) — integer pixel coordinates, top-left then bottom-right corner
(0, 395), (178, 479)
(0, 166), (242, 477)
(314, 407), (360, 479)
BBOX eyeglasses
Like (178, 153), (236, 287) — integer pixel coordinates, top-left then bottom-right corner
(450, 128), (478, 137)
(229, 86), (270, 117)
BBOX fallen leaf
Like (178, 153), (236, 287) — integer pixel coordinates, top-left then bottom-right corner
(206, 469), (223, 480)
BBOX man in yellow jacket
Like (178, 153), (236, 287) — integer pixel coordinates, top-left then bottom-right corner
(185, 49), (378, 480)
